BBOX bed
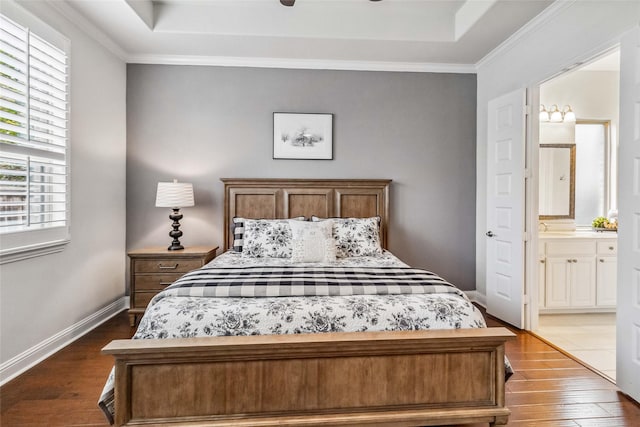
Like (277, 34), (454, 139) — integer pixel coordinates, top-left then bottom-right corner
(101, 178), (515, 426)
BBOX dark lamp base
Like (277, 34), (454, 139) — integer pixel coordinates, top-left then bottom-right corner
(167, 208), (185, 251)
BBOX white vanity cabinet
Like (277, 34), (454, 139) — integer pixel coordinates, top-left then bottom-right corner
(544, 256), (596, 308)
(539, 234), (617, 312)
(596, 241), (617, 307)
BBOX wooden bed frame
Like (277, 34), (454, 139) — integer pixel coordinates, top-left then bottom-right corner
(103, 178), (515, 426)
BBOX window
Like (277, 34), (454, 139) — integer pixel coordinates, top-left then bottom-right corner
(574, 121), (612, 227)
(0, 11), (69, 262)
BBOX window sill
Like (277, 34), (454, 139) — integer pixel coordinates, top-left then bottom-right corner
(0, 239), (70, 265)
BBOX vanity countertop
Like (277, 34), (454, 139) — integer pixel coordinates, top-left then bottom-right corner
(539, 231), (617, 239)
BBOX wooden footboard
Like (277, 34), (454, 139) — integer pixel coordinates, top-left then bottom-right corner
(103, 327), (515, 426)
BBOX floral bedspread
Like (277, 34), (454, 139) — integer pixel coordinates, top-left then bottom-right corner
(98, 251), (496, 424)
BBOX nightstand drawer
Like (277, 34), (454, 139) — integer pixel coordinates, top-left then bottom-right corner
(134, 292), (159, 309)
(134, 258), (202, 274)
(135, 274), (183, 291)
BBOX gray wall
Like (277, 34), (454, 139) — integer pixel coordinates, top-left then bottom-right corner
(127, 65), (477, 290)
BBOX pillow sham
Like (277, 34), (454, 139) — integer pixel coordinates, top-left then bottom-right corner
(290, 219), (336, 263)
(311, 216), (382, 258)
(232, 216), (303, 253)
(231, 217), (246, 252)
(241, 218), (304, 258)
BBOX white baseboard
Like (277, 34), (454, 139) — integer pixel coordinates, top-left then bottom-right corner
(465, 290), (487, 309)
(0, 296), (128, 386)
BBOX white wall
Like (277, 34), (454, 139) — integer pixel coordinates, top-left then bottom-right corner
(541, 70), (620, 126)
(475, 1), (639, 296)
(0, 1), (127, 374)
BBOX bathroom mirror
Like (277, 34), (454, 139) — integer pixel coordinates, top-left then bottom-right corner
(539, 144), (576, 219)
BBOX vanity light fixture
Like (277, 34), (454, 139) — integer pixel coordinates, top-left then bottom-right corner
(539, 104), (576, 123)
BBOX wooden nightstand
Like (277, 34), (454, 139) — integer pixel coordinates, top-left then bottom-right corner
(128, 245), (218, 326)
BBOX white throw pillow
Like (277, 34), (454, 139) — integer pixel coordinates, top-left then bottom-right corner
(311, 216), (382, 258)
(290, 220), (336, 263)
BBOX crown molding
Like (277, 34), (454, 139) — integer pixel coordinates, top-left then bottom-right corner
(475, 0), (577, 70)
(27, 1), (579, 74)
(127, 54), (477, 73)
(47, 0), (128, 61)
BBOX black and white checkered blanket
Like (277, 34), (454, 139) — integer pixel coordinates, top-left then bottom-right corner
(155, 265), (467, 300)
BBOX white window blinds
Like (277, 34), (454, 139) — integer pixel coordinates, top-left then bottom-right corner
(0, 13), (68, 235)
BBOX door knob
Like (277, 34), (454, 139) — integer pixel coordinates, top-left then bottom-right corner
(486, 231), (495, 237)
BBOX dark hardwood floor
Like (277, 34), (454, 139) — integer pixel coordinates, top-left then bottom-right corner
(1, 310), (638, 426)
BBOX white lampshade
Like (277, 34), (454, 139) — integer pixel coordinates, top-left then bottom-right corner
(549, 105), (563, 122)
(562, 105), (576, 122)
(155, 180), (195, 208)
(539, 105), (550, 122)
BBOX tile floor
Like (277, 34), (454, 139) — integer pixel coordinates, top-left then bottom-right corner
(536, 313), (616, 382)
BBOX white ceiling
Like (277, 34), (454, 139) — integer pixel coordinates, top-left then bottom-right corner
(54, 0), (554, 70)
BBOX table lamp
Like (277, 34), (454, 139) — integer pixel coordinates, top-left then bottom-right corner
(155, 179), (195, 250)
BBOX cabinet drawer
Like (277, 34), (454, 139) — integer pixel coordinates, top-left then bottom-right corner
(596, 241), (617, 255)
(134, 292), (158, 309)
(135, 274), (182, 291)
(134, 258), (202, 273)
(546, 241), (596, 256)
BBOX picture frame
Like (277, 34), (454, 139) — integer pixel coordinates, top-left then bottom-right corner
(273, 112), (333, 160)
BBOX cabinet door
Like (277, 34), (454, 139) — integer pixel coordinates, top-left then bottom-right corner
(596, 257), (617, 306)
(539, 257), (546, 308)
(545, 257), (571, 308)
(570, 257), (596, 307)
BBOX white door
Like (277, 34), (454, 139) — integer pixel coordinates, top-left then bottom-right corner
(617, 25), (640, 403)
(486, 89), (526, 328)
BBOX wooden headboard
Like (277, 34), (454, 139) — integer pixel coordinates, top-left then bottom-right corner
(222, 178), (391, 251)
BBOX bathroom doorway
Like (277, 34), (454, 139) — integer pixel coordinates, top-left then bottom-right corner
(534, 49), (620, 382)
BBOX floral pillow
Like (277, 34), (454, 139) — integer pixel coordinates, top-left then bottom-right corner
(232, 216), (303, 253)
(312, 216), (382, 258)
(241, 219), (301, 258)
(290, 220), (336, 263)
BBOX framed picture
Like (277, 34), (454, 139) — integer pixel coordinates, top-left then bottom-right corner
(273, 112), (333, 160)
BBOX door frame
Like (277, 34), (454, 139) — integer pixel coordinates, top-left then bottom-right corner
(523, 45), (621, 332)
(524, 85), (540, 332)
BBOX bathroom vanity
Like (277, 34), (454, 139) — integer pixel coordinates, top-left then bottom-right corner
(539, 231), (617, 312)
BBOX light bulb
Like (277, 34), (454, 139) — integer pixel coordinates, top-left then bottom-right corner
(562, 105), (576, 122)
(539, 105), (550, 122)
(549, 105), (563, 122)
